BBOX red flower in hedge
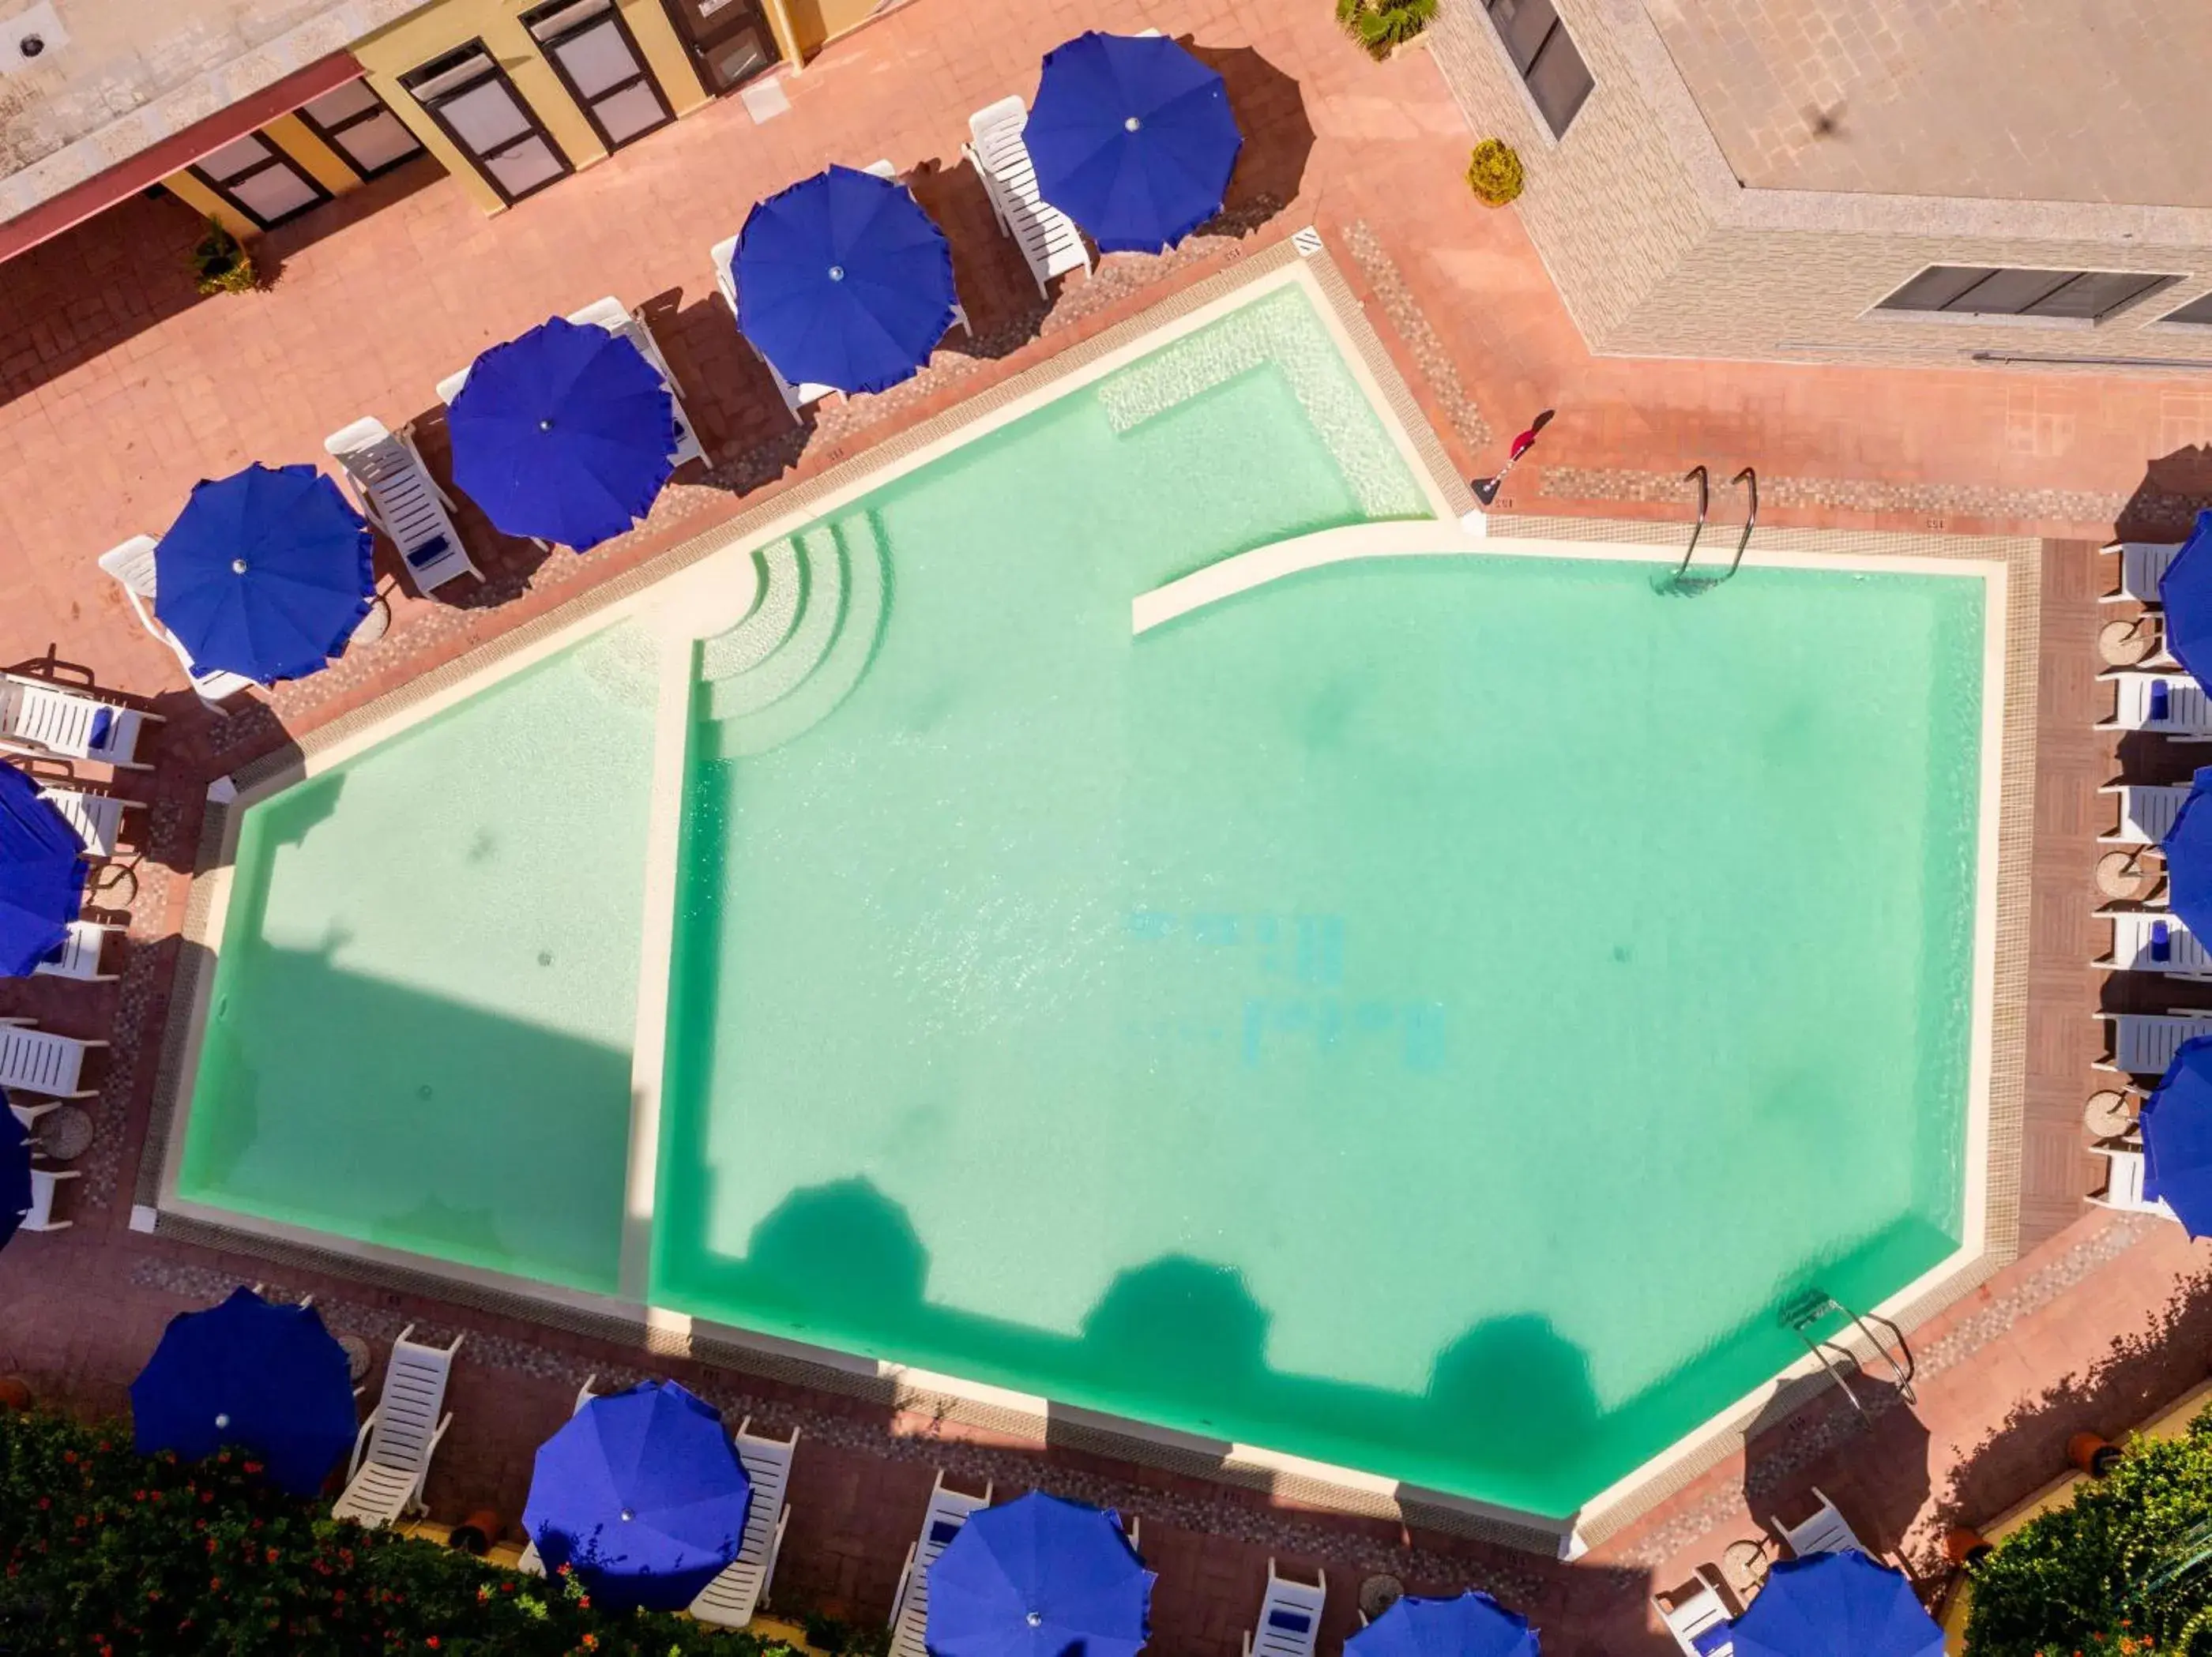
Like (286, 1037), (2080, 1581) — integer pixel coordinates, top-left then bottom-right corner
(244, 1460), (264, 1475)
(35, 1497), (48, 1509)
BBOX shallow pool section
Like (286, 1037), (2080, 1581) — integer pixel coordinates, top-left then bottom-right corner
(651, 309), (1983, 1512)
(175, 622), (662, 1293)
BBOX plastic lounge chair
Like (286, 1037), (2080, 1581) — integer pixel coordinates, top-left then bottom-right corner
(2090, 1144), (2175, 1217)
(565, 297), (707, 469)
(889, 1472), (994, 1657)
(2099, 1011), (2212, 1076)
(95, 536), (258, 707)
(39, 785), (141, 859)
(2101, 672), (2212, 738)
(1653, 1567), (1734, 1657)
(1243, 1559), (1326, 1657)
(515, 1376), (600, 1576)
(2101, 783), (2191, 845)
(2101, 539), (2184, 605)
(325, 417), (480, 596)
(1770, 1488), (1868, 1557)
(2105, 911), (2212, 979)
(964, 96), (1093, 298)
(8, 1099), (55, 1133)
(0, 1019), (101, 1097)
(20, 1168), (78, 1233)
(333, 1325), (465, 1529)
(689, 1417), (801, 1627)
(709, 235), (838, 423)
(33, 919), (122, 983)
(0, 672), (160, 770)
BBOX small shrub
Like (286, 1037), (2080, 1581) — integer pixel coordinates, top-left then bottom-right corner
(190, 217), (257, 295)
(1335, 0), (1437, 59)
(1465, 139), (1525, 206)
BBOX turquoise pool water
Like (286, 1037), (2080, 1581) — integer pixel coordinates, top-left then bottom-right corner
(181, 283), (1983, 1516)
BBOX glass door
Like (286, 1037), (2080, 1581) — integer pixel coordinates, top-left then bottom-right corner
(659, 0), (776, 94)
(403, 43), (572, 205)
(189, 133), (328, 228)
(526, 0), (675, 150)
(298, 80), (428, 179)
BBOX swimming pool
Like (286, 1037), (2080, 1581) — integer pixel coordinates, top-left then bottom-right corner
(159, 252), (2011, 1536)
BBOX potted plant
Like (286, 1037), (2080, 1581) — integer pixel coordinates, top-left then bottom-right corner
(1466, 139), (1525, 207)
(1335, 0), (1438, 59)
(190, 217), (257, 295)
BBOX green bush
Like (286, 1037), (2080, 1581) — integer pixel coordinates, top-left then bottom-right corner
(1334, 0), (1437, 59)
(0, 1407), (800, 1655)
(1965, 1403), (2212, 1656)
(1465, 139), (1525, 206)
(190, 218), (257, 296)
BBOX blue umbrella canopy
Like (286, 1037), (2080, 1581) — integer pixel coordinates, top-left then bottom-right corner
(2164, 767), (2212, 949)
(1027, 31), (1242, 253)
(130, 1287), (358, 1496)
(927, 1490), (1154, 1657)
(0, 764), (86, 979)
(448, 316), (674, 551)
(2143, 1035), (2212, 1235)
(2161, 509), (2212, 688)
(1728, 1552), (1943, 1657)
(522, 1380), (751, 1611)
(1346, 1591), (1539, 1657)
(735, 165), (960, 395)
(153, 462), (374, 684)
(0, 1107), (30, 1254)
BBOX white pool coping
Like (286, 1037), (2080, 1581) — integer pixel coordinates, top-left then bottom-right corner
(141, 232), (2035, 1559)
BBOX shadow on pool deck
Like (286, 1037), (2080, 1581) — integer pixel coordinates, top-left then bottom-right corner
(656, 1174), (1959, 1521)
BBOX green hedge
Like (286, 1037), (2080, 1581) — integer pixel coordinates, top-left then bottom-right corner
(1966, 1403), (2212, 1657)
(0, 1407), (802, 1655)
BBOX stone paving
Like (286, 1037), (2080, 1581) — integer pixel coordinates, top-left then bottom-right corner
(3, 0), (2212, 1651)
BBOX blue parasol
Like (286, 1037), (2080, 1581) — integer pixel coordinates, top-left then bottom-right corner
(130, 1287), (359, 1495)
(2163, 767), (2212, 949)
(0, 1108), (30, 1253)
(2143, 1035), (2212, 1235)
(1346, 1591), (1540, 1657)
(2160, 509), (2212, 688)
(522, 1380), (751, 1611)
(448, 316), (674, 551)
(735, 165), (960, 395)
(927, 1490), (1154, 1657)
(153, 462), (374, 684)
(1728, 1552), (1943, 1657)
(0, 764), (86, 979)
(1027, 31), (1242, 253)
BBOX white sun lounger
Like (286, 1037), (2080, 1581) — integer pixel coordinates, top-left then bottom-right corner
(517, 1377), (600, 1575)
(1654, 1567), (1734, 1657)
(2104, 911), (2212, 978)
(0, 1019), (101, 1097)
(2101, 540), (2184, 605)
(33, 920), (122, 983)
(2090, 1144), (2174, 1216)
(965, 97), (1093, 298)
(710, 235), (838, 423)
(2099, 1011), (2212, 1076)
(565, 297), (707, 470)
(39, 786), (140, 859)
(0, 673), (160, 770)
(1770, 1486), (1868, 1557)
(325, 416), (480, 596)
(96, 536), (258, 707)
(2101, 672), (2212, 738)
(689, 1417), (800, 1628)
(1244, 1559), (1326, 1657)
(2102, 783), (2191, 846)
(19, 1168), (78, 1233)
(890, 1472), (994, 1657)
(333, 1325), (464, 1528)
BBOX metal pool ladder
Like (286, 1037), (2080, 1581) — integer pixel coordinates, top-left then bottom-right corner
(1661, 465), (1758, 594)
(1780, 1290), (1917, 1420)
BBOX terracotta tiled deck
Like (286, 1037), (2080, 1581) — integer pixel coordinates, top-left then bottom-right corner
(2, 0), (2210, 1650)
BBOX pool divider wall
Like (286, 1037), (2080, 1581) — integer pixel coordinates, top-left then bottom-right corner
(130, 224), (2032, 1560)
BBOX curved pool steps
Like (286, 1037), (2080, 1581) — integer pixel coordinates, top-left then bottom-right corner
(719, 512), (890, 760)
(699, 538), (804, 687)
(705, 524), (848, 724)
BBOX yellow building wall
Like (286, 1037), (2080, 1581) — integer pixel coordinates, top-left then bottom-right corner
(260, 112), (367, 196)
(782, 0), (890, 58)
(617, 0), (709, 113)
(160, 169), (258, 242)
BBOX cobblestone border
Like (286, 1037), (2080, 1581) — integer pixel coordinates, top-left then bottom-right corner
(1535, 465), (2127, 533)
